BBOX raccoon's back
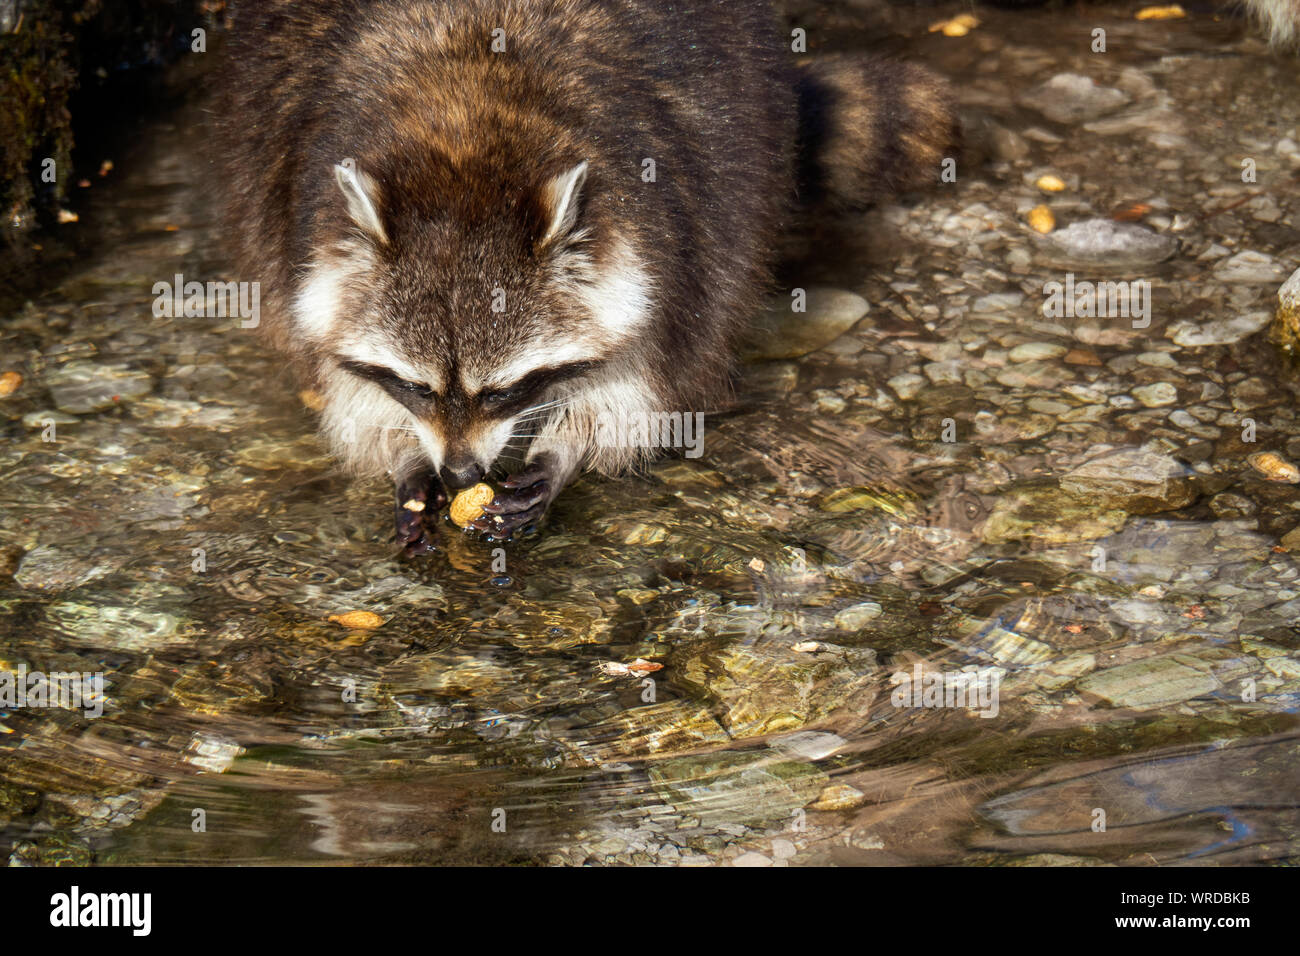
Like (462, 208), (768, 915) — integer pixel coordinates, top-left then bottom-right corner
(215, 0), (799, 394)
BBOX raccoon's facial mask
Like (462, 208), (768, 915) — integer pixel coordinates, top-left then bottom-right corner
(337, 359), (437, 408)
(474, 360), (597, 416)
(337, 357), (597, 417)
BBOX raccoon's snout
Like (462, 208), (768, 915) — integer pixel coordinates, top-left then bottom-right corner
(439, 456), (486, 490)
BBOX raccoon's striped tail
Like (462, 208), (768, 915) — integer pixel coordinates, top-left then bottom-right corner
(794, 55), (959, 211)
(1241, 0), (1300, 45)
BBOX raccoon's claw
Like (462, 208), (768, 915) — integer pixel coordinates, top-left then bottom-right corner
(499, 460), (551, 490)
(469, 501), (550, 541)
(394, 471), (447, 556)
(481, 480), (551, 515)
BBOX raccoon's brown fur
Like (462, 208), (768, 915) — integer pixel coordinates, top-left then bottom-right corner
(215, 0), (956, 545)
(1242, 0), (1300, 45)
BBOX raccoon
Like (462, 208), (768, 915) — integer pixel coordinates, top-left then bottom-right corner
(217, 0), (955, 550)
(1243, 0), (1300, 45)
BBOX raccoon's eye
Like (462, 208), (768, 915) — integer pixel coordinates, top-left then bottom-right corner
(337, 358), (437, 401)
(393, 378), (436, 400)
(477, 360), (600, 413)
(479, 386), (522, 410)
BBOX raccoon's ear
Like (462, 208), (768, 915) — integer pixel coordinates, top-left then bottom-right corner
(536, 160), (588, 249)
(334, 158), (388, 244)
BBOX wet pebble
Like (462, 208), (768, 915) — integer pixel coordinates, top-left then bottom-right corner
(1131, 382), (1178, 407)
(744, 288), (869, 360)
(887, 373), (926, 401)
(1170, 311), (1271, 346)
(1008, 342), (1067, 363)
(1213, 251), (1290, 283)
(809, 783), (867, 811)
(1018, 73), (1130, 124)
(1037, 219), (1177, 269)
(995, 361), (1067, 389)
(14, 546), (114, 592)
(1059, 448), (1193, 514)
(1076, 655), (1219, 709)
(834, 601), (883, 630)
(44, 361), (154, 413)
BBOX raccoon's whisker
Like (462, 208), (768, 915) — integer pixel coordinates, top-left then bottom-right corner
(518, 399), (571, 414)
(515, 407), (568, 421)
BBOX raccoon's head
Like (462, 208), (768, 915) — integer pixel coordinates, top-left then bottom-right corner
(296, 155), (653, 488)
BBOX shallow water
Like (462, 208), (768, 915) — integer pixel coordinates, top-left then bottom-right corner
(2, 3), (1299, 865)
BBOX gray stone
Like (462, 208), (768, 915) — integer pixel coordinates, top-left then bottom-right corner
(768, 731), (847, 761)
(1059, 449), (1194, 514)
(744, 288), (869, 360)
(1076, 656), (1220, 709)
(1018, 73), (1130, 124)
(834, 602), (883, 630)
(14, 546), (114, 592)
(1213, 251), (1290, 284)
(648, 752), (828, 827)
(1170, 311), (1271, 346)
(1037, 219), (1177, 269)
(1008, 342), (1067, 363)
(1131, 383), (1178, 407)
(44, 361), (154, 414)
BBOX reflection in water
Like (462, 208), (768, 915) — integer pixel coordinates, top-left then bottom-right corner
(2, 3), (1300, 865)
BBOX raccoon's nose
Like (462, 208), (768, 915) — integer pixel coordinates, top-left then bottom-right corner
(439, 459), (485, 490)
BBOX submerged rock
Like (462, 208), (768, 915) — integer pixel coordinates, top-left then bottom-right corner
(45, 602), (189, 651)
(1130, 383), (1178, 407)
(834, 602), (883, 630)
(1059, 449), (1194, 514)
(767, 730), (847, 760)
(1036, 219), (1177, 270)
(1018, 73), (1130, 124)
(648, 751), (828, 826)
(44, 361), (154, 413)
(1076, 655), (1220, 709)
(14, 546), (115, 592)
(674, 639), (878, 738)
(1171, 311), (1271, 346)
(809, 783), (868, 811)
(1213, 251), (1290, 284)
(743, 288), (869, 361)
(982, 485), (1128, 544)
(1270, 266), (1300, 354)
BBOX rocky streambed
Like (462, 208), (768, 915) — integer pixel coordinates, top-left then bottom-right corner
(1, 3), (1299, 866)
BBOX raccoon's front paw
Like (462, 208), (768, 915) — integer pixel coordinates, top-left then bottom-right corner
(469, 459), (557, 541)
(394, 470), (448, 556)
